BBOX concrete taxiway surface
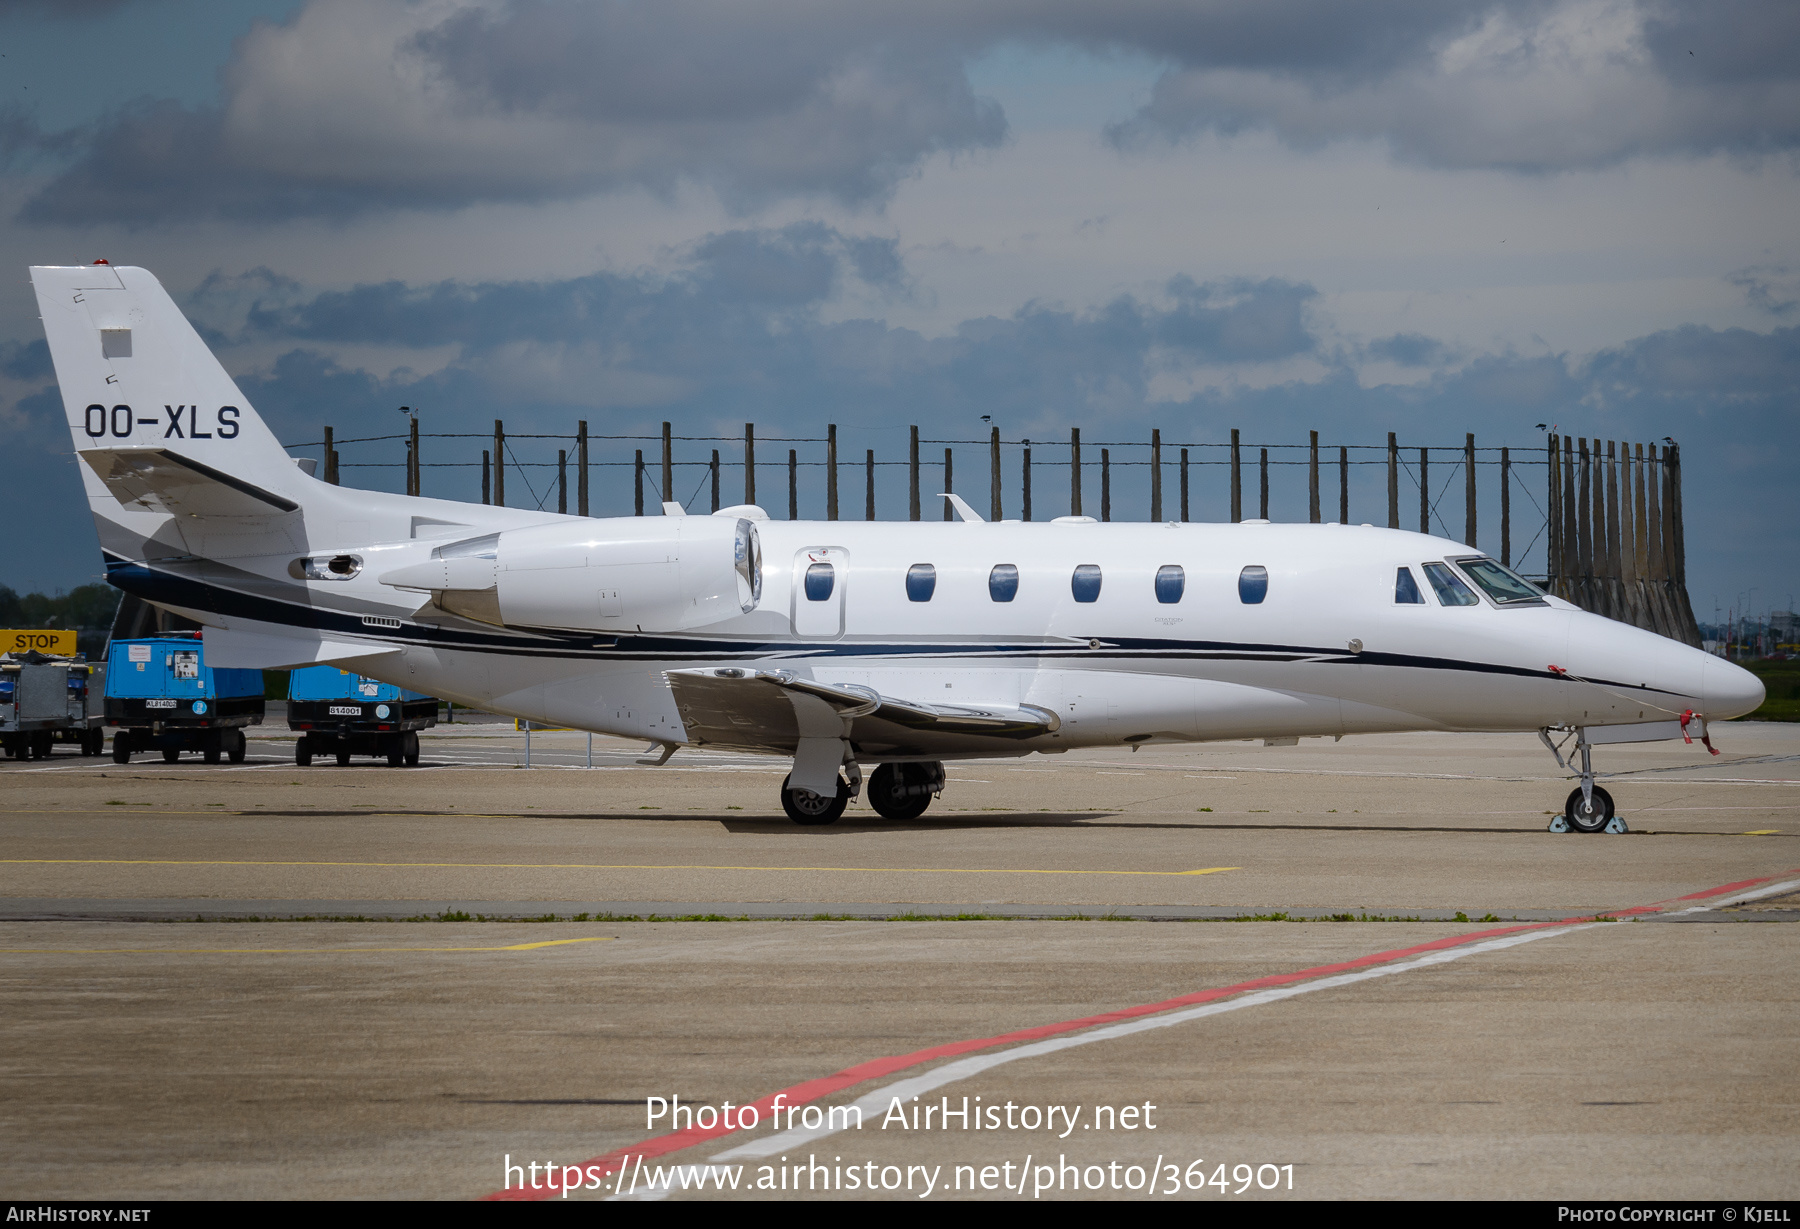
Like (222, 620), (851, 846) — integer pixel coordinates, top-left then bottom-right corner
(1, 724), (1796, 1199)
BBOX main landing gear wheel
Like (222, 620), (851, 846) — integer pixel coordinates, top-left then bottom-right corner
(1564, 785), (1615, 834)
(781, 774), (849, 825)
(866, 763), (939, 821)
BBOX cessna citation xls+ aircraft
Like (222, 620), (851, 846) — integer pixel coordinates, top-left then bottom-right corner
(31, 264), (1764, 828)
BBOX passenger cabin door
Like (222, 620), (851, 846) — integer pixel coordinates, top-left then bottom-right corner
(791, 547), (848, 641)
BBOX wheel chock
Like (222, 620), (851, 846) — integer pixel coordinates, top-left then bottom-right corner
(1603, 816), (1629, 835)
(1547, 816), (1570, 833)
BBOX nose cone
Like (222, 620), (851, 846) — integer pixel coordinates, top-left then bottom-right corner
(1704, 656), (1766, 720)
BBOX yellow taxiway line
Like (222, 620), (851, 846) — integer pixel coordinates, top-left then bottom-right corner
(0, 858), (1237, 878)
(0, 937), (613, 955)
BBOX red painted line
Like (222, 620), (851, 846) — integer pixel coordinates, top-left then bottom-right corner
(1671, 869), (1799, 902)
(482, 868), (1796, 1201)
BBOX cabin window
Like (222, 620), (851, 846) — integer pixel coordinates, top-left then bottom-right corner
(1422, 562), (1478, 606)
(906, 563), (937, 602)
(803, 562), (835, 601)
(1395, 567), (1425, 604)
(1155, 565), (1185, 604)
(989, 564), (1019, 602)
(1456, 557), (1545, 605)
(1238, 565), (1268, 604)
(1071, 564), (1102, 603)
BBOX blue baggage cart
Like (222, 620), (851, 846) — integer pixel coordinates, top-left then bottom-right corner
(104, 634), (264, 764)
(287, 665), (437, 767)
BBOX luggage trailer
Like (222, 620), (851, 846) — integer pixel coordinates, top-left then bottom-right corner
(104, 635), (264, 764)
(1, 653), (107, 760)
(288, 665), (438, 767)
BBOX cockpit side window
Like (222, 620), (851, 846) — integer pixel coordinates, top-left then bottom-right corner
(1421, 562), (1478, 606)
(1455, 557), (1546, 605)
(1395, 567), (1425, 604)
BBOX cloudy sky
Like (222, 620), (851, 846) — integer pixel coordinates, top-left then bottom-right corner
(2, 0), (1796, 622)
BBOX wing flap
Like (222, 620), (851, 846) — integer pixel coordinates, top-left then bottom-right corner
(665, 667), (1058, 755)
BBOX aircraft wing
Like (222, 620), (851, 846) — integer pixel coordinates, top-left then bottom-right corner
(665, 667), (1059, 756)
(80, 447), (299, 518)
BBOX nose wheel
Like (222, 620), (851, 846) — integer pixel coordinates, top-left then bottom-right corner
(1543, 730), (1629, 834)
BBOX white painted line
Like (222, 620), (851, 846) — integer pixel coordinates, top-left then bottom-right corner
(708, 924), (1589, 1164)
(1677, 877), (1800, 913)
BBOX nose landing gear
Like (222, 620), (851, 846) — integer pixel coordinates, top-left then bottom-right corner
(1540, 729), (1629, 834)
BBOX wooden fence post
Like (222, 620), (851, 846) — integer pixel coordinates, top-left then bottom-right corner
(576, 420), (589, 516)
(1465, 433), (1477, 547)
(1418, 448), (1428, 534)
(1338, 445), (1348, 523)
(710, 449), (720, 513)
(1308, 430), (1320, 522)
(1500, 446), (1511, 566)
(323, 426), (338, 486)
(1180, 447), (1190, 522)
(493, 419), (505, 507)
(909, 426), (920, 521)
(480, 448), (488, 504)
(557, 449), (567, 514)
(633, 449), (643, 516)
(1259, 447), (1269, 519)
(990, 427), (1002, 522)
(1230, 428), (1242, 523)
(1069, 427), (1082, 518)
(1386, 432), (1398, 529)
(661, 422), (673, 506)
(1150, 429), (1162, 522)
(1022, 440), (1032, 522)
(744, 423), (755, 507)
(1100, 448), (1111, 522)
(788, 449), (798, 520)
(827, 424), (838, 521)
(865, 449), (875, 520)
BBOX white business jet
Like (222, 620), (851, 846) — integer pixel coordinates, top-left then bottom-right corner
(30, 264), (1763, 828)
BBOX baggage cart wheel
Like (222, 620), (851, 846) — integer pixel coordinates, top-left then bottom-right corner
(295, 736), (313, 767)
(112, 733), (131, 764)
(227, 728), (247, 764)
(202, 732), (223, 765)
(386, 735), (405, 768)
(162, 747), (180, 764)
(335, 746), (351, 767)
(30, 731), (52, 759)
(402, 730), (420, 767)
(86, 729), (105, 756)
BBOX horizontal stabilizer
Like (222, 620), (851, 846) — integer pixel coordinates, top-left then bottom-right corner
(666, 667), (1058, 756)
(80, 448), (299, 518)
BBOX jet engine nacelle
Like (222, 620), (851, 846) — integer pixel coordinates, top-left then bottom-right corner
(379, 515), (762, 633)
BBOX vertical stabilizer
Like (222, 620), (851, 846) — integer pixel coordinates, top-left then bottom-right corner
(30, 264), (302, 506)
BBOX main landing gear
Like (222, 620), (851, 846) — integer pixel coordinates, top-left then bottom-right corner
(1541, 729), (1627, 835)
(780, 761), (946, 826)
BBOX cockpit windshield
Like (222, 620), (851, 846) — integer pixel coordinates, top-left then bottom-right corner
(1455, 557), (1546, 605)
